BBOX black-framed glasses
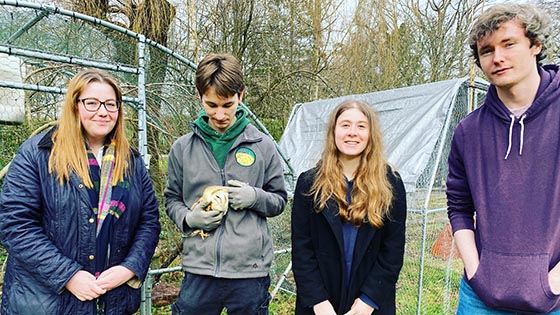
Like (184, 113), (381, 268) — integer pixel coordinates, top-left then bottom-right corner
(79, 98), (120, 113)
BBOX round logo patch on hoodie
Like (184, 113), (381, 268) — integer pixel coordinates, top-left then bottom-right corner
(235, 147), (255, 167)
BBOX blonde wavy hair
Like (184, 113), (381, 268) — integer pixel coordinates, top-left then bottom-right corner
(49, 68), (130, 187)
(310, 99), (394, 228)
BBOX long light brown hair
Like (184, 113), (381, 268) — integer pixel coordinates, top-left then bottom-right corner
(309, 99), (393, 228)
(49, 68), (130, 187)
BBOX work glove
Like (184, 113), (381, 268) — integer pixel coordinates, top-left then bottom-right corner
(226, 179), (257, 210)
(184, 199), (224, 231)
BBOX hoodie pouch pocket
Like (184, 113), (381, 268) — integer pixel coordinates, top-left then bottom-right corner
(468, 249), (559, 313)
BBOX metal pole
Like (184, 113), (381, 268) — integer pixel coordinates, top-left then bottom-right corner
(137, 35), (148, 164)
(140, 273), (153, 315)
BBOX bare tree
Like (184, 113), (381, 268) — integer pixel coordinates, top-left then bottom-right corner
(56, 0), (178, 189)
(177, 0), (343, 127)
(407, 0), (483, 81)
(58, 0), (176, 45)
(330, 0), (420, 94)
(330, 0), (482, 95)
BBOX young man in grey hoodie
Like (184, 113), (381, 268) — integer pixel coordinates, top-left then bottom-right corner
(447, 3), (560, 315)
(165, 53), (287, 315)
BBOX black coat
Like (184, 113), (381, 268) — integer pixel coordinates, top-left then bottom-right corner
(291, 167), (407, 315)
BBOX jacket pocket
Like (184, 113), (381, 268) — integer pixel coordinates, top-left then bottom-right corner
(8, 278), (56, 315)
(124, 285), (141, 314)
(468, 249), (559, 313)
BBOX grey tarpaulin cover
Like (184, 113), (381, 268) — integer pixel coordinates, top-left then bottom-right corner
(279, 77), (487, 194)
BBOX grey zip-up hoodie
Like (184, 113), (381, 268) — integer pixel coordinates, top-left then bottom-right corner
(447, 64), (560, 313)
(165, 122), (287, 278)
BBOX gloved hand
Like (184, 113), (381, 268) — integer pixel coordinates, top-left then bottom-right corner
(226, 179), (257, 210)
(185, 199), (224, 231)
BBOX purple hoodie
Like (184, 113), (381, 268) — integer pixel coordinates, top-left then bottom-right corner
(447, 64), (560, 313)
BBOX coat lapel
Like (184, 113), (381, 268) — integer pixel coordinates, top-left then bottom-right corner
(322, 199), (345, 255)
(352, 223), (377, 273)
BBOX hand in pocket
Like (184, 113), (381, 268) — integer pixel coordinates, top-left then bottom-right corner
(465, 261), (480, 280)
(548, 263), (560, 295)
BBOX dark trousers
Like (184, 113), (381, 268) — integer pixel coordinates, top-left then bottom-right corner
(172, 272), (271, 315)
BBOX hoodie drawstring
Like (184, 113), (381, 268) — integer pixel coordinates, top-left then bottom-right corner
(519, 114), (526, 156)
(504, 113), (527, 160)
(504, 114), (515, 159)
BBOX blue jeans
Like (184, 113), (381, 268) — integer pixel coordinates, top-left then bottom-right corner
(457, 278), (560, 315)
(171, 272), (271, 315)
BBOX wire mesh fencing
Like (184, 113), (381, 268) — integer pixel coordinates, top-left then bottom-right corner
(398, 80), (487, 314)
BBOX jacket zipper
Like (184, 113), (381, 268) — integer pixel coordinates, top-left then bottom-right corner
(214, 168), (226, 277)
(195, 130), (227, 278)
(195, 128), (258, 277)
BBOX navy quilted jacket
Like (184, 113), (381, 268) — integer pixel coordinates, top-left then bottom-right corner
(0, 128), (160, 315)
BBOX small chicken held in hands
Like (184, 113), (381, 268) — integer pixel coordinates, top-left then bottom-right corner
(188, 186), (229, 239)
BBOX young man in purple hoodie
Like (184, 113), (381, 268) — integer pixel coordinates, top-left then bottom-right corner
(446, 3), (560, 315)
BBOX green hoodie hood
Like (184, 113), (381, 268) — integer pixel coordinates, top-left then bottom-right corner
(194, 107), (249, 168)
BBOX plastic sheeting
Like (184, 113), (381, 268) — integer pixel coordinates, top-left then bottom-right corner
(279, 77), (486, 193)
(0, 53), (25, 124)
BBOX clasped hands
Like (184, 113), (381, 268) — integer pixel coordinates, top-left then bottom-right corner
(313, 298), (374, 315)
(65, 265), (134, 301)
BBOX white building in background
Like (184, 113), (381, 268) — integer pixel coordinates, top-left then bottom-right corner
(0, 52), (25, 124)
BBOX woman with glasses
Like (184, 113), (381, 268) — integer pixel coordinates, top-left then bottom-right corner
(0, 68), (160, 315)
(291, 99), (407, 315)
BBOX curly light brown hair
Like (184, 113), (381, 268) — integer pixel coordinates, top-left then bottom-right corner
(469, 3), (552, 67)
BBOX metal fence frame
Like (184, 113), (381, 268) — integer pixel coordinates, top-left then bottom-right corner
(0, 0), (182, 161)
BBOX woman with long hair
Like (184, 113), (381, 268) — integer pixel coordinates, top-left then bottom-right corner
(0, 68), (160, 315)
(291, 99), (407, 315)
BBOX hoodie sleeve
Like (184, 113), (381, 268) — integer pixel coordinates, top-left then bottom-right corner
(446, 124), (476, 233)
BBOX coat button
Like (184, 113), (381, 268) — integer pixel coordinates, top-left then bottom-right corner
(78, 184), (84, 189)
(89, 218), (95, 223)
(89, 255), (95, 260)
